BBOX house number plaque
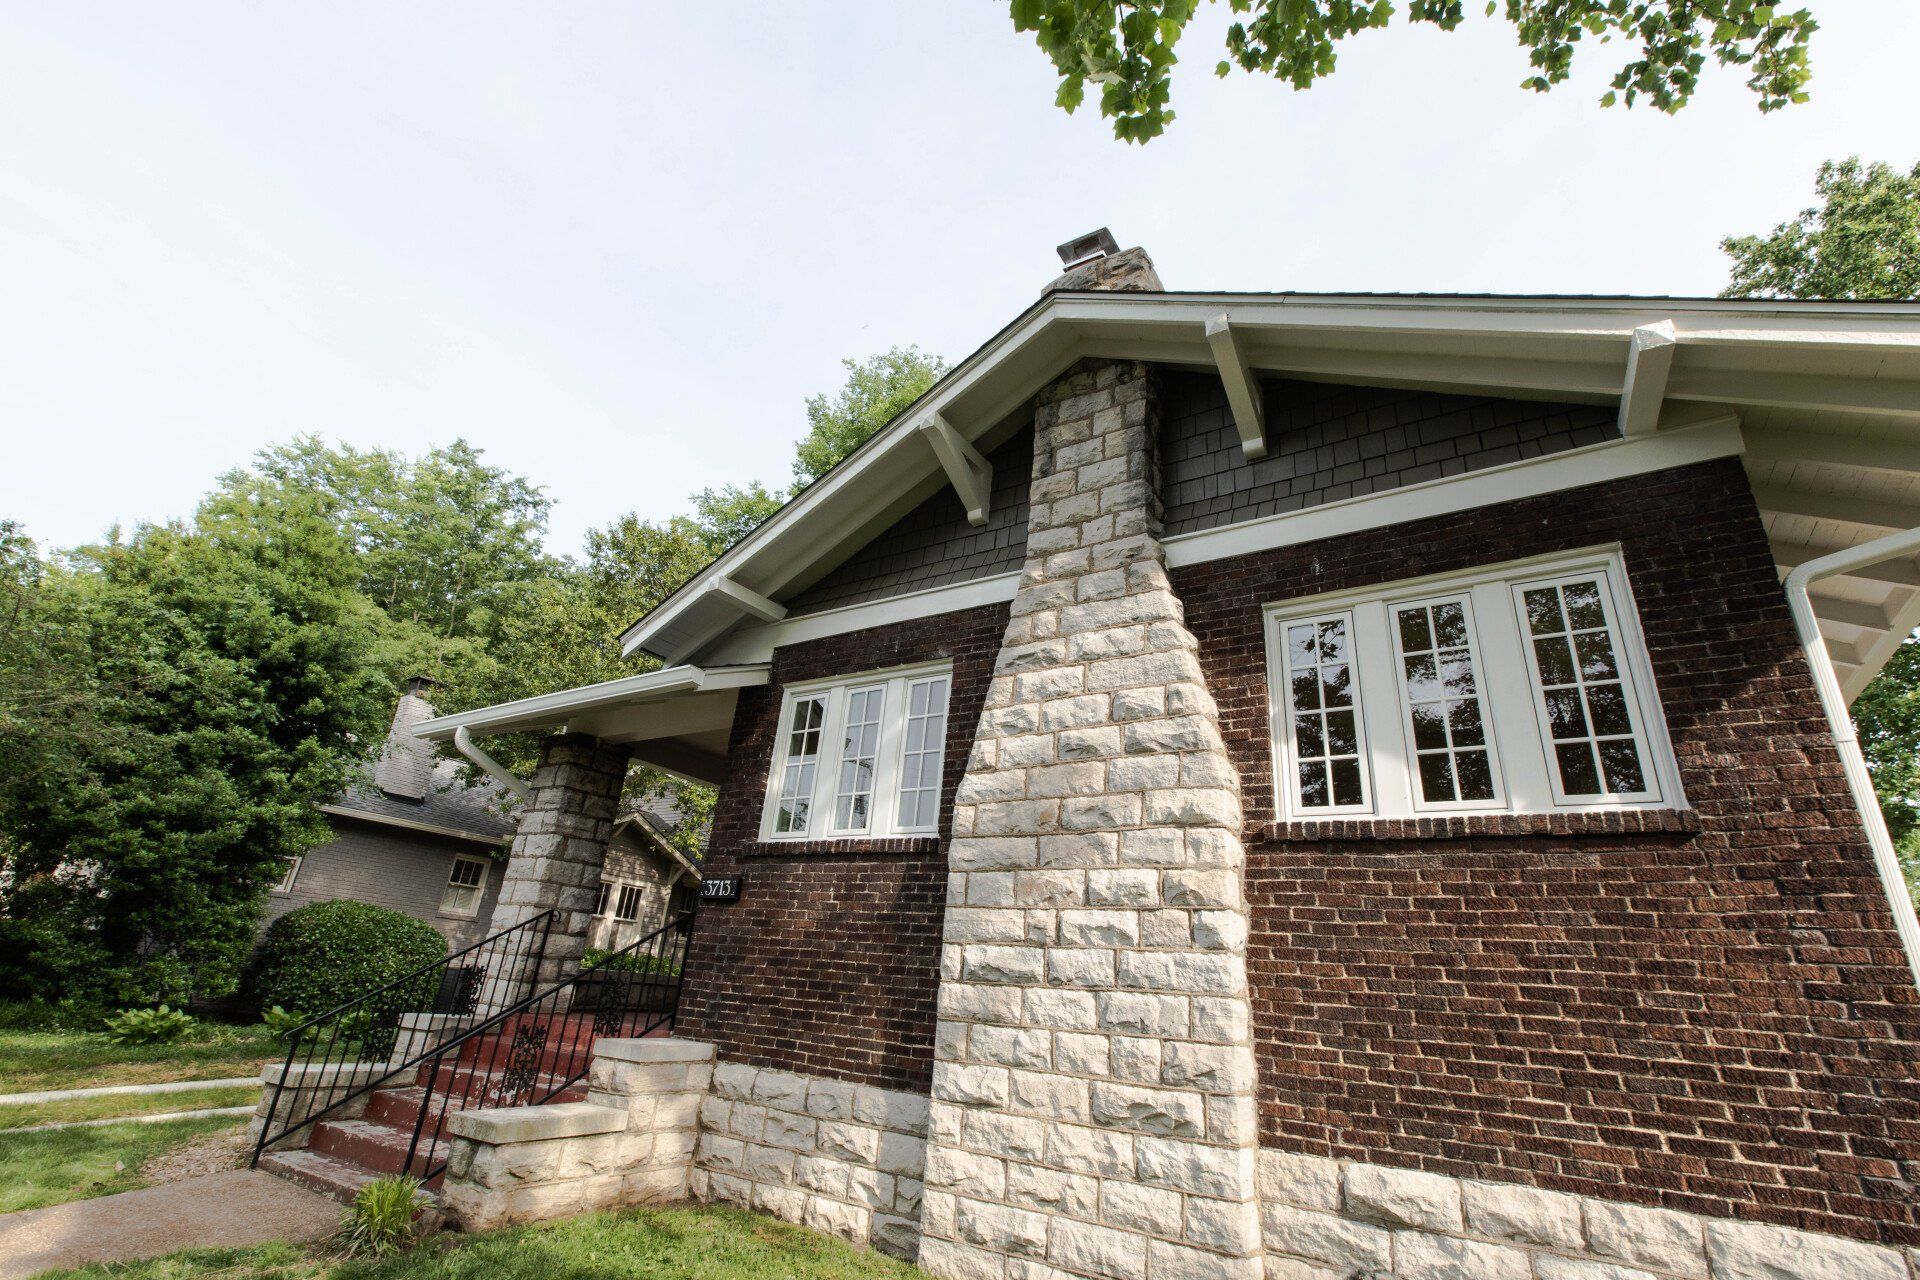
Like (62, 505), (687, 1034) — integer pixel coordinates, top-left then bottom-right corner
(699, 875), (743, 903)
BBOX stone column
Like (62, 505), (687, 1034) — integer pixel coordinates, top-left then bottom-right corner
(919, 361), (1265, 1280)
(491, 732), (632, 997)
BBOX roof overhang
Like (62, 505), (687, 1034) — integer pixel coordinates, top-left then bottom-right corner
(412, 663), (769, 786)
(622, 289), (1920, 698)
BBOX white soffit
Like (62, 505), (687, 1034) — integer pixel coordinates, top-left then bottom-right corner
(620, 290), (1920, 692)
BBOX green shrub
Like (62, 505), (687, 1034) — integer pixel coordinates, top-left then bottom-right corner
(339, 1174), (423, 1256)
(582, 948), (682, 977)
(250, 901), (446, 1035)
(260, 1004), (315, 1044)
(103, 1004), (197, 1045)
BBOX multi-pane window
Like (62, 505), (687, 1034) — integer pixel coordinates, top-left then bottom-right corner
(772, 696), (826, 835)
(833, 685), (886, 832)
(440, 855), (488, 916)
(1276, 614), (1368, 812)
(613, 883), (644, 922)
(1516, 572), (1651, 801)
(595, 881), (614, 917)
(762, 664), (953, 840)
(897, 675), (951, 831)
(1391, 597), (1499, 806)
(1266, 550), (1678, 819)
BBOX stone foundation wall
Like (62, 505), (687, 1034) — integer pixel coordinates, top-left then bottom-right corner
(692, 1058), (930, 1259)
(1257, 1149), (1916, 1280)
(439, 1038), (711, 1232)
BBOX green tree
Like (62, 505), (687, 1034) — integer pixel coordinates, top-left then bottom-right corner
(210, 436), (556, 642)
(1721, 158), (1920, 300)
(1010, 0), (1818, 143)
(0, 497), (391, 1007)
(793, 347), (949, 486)
(1722, 156), (1920, 892)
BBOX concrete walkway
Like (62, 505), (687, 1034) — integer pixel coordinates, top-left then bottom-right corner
(0, 1169), (340, 1280)
(0, 1078), (257, 1107)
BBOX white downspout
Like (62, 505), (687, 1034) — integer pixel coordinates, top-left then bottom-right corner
(453, 726), (532, 805)
(1783, 529), (1920, 990)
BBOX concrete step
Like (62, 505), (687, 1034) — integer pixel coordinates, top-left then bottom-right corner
(259, 1148), (392, 1204)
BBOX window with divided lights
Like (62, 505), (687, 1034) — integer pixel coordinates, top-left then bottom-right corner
(439, 855), (489, 916)
(761, 664), (952, 840)
(1266, 549), (1679, 820)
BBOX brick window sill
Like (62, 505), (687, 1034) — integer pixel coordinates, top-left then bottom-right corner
(736, 837), (943, 858)
(1253, 809), (1700, 843)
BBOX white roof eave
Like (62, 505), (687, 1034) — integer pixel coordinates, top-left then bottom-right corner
(411, 663), (770, 743)
(620, 289), (1920, 664)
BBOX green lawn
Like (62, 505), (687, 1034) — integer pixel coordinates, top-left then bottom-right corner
(0, 1025), (278, 1095)
(0, 1114), (245, 1214)
(0, 1083), (258, 1130)
(28, 1204), (926, 1280)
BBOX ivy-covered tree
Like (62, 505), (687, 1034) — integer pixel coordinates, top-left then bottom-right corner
(1010, 0), (1818, 143)
(0, 497), (391, 1007)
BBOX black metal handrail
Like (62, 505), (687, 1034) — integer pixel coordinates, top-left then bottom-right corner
(400, 910), (696, 1181)
(250, 908), (556, 1167)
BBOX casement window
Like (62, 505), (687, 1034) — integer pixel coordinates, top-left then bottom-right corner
(761, 663), (953, 840)
(271, 856), (301, 894)
(1265, 549), (1681, 820)
(439, 855), (489, 916)
(595, 880), (646, 921)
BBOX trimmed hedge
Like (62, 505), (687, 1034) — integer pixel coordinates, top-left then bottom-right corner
(251, 901), (447, 1028)
(581, 947), (682, 978)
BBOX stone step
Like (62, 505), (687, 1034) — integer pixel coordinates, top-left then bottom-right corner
(258, 1148), (399, 1204)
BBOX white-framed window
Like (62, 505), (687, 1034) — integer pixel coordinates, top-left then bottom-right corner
(613, 883), (644, 922)
(439, 855), (489, 916)
(271, 856), (301, 894)
(760, 663), (953, 841)
(1263, 548), (1682, 820)
(595, 881), (614, 917)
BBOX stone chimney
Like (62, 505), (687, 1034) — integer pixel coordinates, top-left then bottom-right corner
(1043, 227), (1164, 295)
(372, 676), (438, 801)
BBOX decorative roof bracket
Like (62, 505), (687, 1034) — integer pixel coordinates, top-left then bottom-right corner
(1618, 320), (1678, 437)
(1205, 315), (1268, 460)
(919, 411), (993, 526)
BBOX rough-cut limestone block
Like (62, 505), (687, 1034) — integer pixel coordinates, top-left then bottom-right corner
(1148, 1239), (1264, 1280)
(1342, 1162), (1463, 1233)
(1251, 1151), (1344, 1212)
(1262, 1258), (1345, 1280)
(1703, 1219), (1907, 1280)
(1533, 1259), (1664, 1280)
(1048, 1217), (1148, 1280)
(920, 1236), (1010, 1280)
(1581, 1199), (1708, 1277)
(1391, 1230), (1531, 1280)
(1461, 1178), (1583, 1250)
(1182, 1195), (1262, 1255)
(711, 1061), (758, 1102)
(873, 1213), (922, 1260)
(1260, 1204), (1392, 1271)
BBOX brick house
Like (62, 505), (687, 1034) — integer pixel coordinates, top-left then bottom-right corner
(404, 237), (1920, 1279)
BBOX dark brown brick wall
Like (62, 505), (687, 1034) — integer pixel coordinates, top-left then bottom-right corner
(675, 602), (1008, 1093)
(1172, 456), (1920, 1247)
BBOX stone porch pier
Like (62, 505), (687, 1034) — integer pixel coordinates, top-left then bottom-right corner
(490, 732), (633, 998)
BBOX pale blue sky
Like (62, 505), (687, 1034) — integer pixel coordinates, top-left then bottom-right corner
(4, 3), (1917, 557)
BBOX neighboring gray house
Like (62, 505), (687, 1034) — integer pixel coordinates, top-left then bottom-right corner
(262, 678), (698, 952)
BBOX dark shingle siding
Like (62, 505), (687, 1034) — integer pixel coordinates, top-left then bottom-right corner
(784, 424), (1033, 615)
(1158, 372), (1620, 536)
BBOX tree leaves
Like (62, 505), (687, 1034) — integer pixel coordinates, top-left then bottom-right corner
(1009, 0), (1819, 142)
(1721, 157), (1920, 302)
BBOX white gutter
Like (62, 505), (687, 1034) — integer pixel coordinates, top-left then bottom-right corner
(1783, 530), (1920, 989)
(453, 726), (531, 805)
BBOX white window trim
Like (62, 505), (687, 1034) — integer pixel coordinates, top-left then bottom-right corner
(1273, 609), (1375, 816)
(439, 854), (490, 918)
(271, 856), (301, 895)
(759, 660), (954, 842)
(1384, 591), (1509, 814)
(1263, 546), (1685, 821)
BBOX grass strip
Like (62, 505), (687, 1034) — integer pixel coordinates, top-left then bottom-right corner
(0, 1083), (259, 1130)
(0, 1113), (245, 1213)
(26, 1203), (928, 1280)
(0, 1027), (278, 1095)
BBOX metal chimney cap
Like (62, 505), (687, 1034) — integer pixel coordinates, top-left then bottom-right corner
(1057, 228), (1121, 269)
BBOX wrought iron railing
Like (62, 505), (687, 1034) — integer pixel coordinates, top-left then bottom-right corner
(398, 910), (695, 1180)
(250, 908), (556, 1166)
